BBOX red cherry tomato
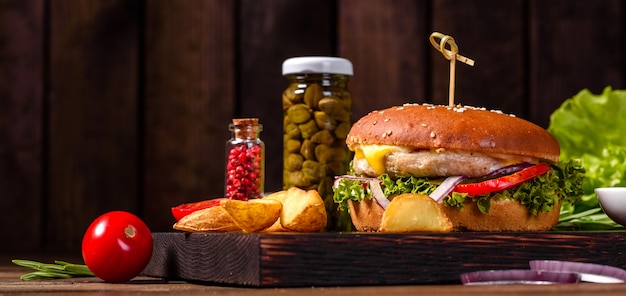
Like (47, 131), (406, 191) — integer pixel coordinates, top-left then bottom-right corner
(453, 163), (551, 196)
(171, 198), (225, 221)
(82, 211), (153, 283)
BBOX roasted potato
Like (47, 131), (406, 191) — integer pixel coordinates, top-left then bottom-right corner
(262, 190), (288, 203)
(261, 191), (290, 232)
(221, 198), (282, 233)
(173, 205), (241, 232)
(380, 193), (453, 233)
(280, 187), (327, 232)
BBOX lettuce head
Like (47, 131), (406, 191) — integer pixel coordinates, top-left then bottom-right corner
(549, 87), (626, 229)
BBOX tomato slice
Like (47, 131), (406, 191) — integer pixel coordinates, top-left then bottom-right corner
(453, 163), (551, 196)
(171, 198), (225, 221)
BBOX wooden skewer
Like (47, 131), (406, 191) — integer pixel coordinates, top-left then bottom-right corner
(429, 32), (475, 106)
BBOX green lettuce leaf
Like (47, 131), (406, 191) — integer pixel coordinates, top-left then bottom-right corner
(442, 160), (584, 215)
(333, 160), (584, 231)
(549, 86), (626, 230)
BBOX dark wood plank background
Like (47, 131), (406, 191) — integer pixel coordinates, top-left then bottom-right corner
(1, 0), (624, 254)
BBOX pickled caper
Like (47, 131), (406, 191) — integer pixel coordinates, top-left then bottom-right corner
(315, 144), (348, 164)
(300, 139), (316, 161)
(297, 119), (319, 139)
(287, 104), (312, 124)
(283, 83), (304, 104)
(302, 160), (324, 183)
(313, 111), (337, 131)
(283, 116), (291, 130)
(284, 153), (304, 171)
(285, 139), (301, 153)
(318, 97), (350, 122)
(334, 121), (351, 139)
(285, 122), (301, 139)
(304, 83), (323, 108)
(310, 130), (334, 146)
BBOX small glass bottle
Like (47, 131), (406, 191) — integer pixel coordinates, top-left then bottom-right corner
(281, 57), (353, 230)
(225, 118), (265, 200)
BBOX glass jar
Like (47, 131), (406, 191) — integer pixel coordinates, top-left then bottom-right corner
(225, 118), (265, 200)
(281, 56), (353, 230)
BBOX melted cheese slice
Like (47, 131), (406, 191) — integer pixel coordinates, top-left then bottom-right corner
(354, 145), (411, 175)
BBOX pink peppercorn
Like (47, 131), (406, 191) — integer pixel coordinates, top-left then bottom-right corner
(225, 118), (265, 200)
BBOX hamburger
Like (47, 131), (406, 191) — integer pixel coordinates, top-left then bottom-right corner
(333, 103), (585, 232)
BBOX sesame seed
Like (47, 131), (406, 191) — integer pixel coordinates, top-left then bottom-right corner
(384, 118), (390, 122)
(430, 131), (436, 138)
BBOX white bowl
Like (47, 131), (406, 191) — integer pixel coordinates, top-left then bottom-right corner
(595, 187), (626, 226)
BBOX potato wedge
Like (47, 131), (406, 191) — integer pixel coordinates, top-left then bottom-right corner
(262, 190), (288, 203)
(221, 198), (282, 233)
(380, 193), (452, 233)
(261, 191), (290, 232)
(173, 206), (241, 232)
(280, 187), (327, 232)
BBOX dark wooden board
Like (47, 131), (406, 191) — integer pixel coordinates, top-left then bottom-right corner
(142, 231), (626, 287)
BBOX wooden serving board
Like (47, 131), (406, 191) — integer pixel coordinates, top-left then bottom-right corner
(141, 231), (626, 287)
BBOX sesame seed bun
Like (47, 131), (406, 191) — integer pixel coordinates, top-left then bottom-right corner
(346, 104), (560, 163)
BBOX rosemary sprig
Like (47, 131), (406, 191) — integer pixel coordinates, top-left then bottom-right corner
(12, 259), (94, 281)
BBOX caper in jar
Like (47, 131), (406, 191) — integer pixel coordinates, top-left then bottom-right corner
(302, 160), (324, 183)
(284, 153), (304, 171)
(310, 130), (334, 146)
(287, 104), (312, 124)
(300, 139), (316, 161)
(314, 111), (337, 131)
(285, 139), (301, 153)
(304, 83), (323, 108)
(297, 119), (319, 139)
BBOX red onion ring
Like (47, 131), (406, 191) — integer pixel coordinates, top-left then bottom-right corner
(530, 260), (626, 283)
(368, 179), (390, 210)
(482, 162), (534, 178)
(460, 269), (581, 285)
(428, 176), (465, 203)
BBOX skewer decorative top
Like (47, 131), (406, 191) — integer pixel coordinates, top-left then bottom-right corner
(429, 32), (475, 106)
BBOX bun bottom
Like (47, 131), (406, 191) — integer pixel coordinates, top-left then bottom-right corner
(442, 199), (560, 231)
(348, 199), (384, 232)
(348, 198), (560, 232)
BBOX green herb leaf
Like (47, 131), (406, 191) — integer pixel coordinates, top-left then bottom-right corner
(12, 259), (94, 281)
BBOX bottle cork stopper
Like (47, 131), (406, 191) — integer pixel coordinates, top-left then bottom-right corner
(232, 118), (260, 139)
(232, 118), (258, 126)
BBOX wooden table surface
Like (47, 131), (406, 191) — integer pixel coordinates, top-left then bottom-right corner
(3, 261), (626, 295)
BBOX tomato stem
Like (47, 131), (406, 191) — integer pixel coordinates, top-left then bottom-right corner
(124, 225), (136, 238)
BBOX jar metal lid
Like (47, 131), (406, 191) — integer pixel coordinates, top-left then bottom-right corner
(282, 56), (353, 76)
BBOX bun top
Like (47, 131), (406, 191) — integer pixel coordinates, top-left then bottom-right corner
(346, 104), (560, 163)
